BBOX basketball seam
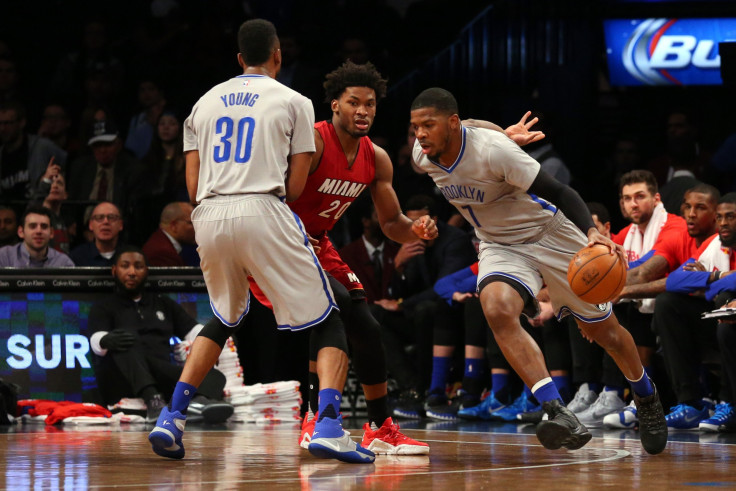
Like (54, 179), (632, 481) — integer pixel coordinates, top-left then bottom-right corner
(573, 253), (620, 300)
(570, 251), (613, 297)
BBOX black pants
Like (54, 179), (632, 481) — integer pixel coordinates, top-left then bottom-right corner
(717, 323), (736, 403)
(652, 292), (719, 403)
(95, 348), (226, 406)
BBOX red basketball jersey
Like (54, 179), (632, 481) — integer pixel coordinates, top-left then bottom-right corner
(289, 120), (375, 236)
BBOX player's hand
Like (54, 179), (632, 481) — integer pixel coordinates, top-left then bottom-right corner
(452, 292), (476, 303)
(307, 233), (321, 255)
(412, 215), (437, 240)
(375, 298), (402, 311)
(172, 340), (192, 363)
(719, 299), (736, 324)
(42, 156), (61, 182)
(100, 330), (136, 352)
(529, 301), (554, 327)
(683, 260), (706, 272)
(504, 111), (545, 147)
(587, 229), (626, 265)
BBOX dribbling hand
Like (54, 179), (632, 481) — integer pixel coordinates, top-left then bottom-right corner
(412, 215), (438, 240)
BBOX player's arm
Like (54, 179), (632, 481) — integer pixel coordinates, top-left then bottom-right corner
(370, 145), (437, 241)
(309, 128), (325, 174)
(185, 150), (200, 204)
(285, 151), (315, 202)
(625, 254), (670, 285)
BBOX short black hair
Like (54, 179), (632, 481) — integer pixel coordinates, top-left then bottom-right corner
(323, 60), (388, 103)
(586, 202), (610, 225)
(718, 192), (736, 206)
(410, 87), (458, 116)
(237, 19), (278, 66)
(687, 183), (720, 204)
(21, 206), (53, 227)
(112, 245), (149, 266)
(404, 194), (438, 217)
(619, 170), (658, 196)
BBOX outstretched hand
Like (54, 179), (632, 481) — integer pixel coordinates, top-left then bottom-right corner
(504, 111), (545, 147)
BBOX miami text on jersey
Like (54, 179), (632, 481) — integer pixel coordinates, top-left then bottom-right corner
(317, 179), (367, 198)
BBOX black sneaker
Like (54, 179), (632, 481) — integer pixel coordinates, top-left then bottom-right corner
(146, 394), (167, 423)
(392, 389), (425, 420)
(517, 408), (546, 424)
(426, 391), (479, 421)
(633, 382), (668, 455)
(190, 395), (234, 424)
(536, 399), (592, 450)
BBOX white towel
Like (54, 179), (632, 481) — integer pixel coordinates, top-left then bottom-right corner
(697, 235), (732, 272)
(622, 202), (669, 313)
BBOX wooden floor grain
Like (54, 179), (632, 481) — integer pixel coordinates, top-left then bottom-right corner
(0, 421), (734, 489)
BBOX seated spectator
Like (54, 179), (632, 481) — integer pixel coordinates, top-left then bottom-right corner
(0, 100), (66, 202)
(0, 205), (19, 247)
(125, 79), (167, 159)
(0, 205), (74, 267)
(142, 202), (198, 267)
(338, 202), (400, 304)
(36, 174), (74, 254)
(37, 103), (81, 160)
(70, 201), (126, 267)
(88, 246), (233, 422)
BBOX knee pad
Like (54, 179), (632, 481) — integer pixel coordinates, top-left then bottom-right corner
(198, 316), (238, 349)
(310, 309), (348, 354)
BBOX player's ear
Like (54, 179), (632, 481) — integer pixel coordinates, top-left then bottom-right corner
(331, 99), (339, 112)
(273, 47), (282, 66)
(237, 53), (245, 69)
(448, 114), (460, 130)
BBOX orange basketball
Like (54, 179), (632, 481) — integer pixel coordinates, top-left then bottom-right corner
(567, 244), (626, 304)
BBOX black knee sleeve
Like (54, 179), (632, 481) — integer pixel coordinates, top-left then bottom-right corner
(199, 316), (237, 349)
(346, 299), (387, 386)
(310, 309), (348, 354)
(328, 274), (353, 315)
(464, 298), (488, 347)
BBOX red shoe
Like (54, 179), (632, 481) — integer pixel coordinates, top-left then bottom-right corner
(361, 417), (430, 455)
(299, 411), (317, 449)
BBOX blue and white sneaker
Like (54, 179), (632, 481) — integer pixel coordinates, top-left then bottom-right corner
(458, 391), (505, 420)
(491, 393), (539, 422)
(699, 402), (735, 432)
(308, 415), (375, 464)
(148, 407), (186, 459)
(665, 403), (712, 430)
(603, 400), (638, 429)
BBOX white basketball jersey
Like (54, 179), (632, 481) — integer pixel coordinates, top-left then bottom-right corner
(413, 126), (557, 244)
(184, 74), (316, 203)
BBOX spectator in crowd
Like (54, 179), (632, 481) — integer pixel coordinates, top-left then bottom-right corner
(125, 79), (167, 159)
(70, 201), (126, 267)
(0, 206), (74, 267)
(0, 205), (19, 247)
(338, 201), (400, 304)
(88, 245), (233, 422)
(67, 119), (146, 220)
(37, 174), (74, 254)
(37, 103), (80, 160)
(142, 202), (197, 267)
(587, 202), (611, 238)
(0, 101), (66, 202)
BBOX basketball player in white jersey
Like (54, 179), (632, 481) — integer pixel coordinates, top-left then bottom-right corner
(409, 88), (668, 455)
(149, 19), (375, 464)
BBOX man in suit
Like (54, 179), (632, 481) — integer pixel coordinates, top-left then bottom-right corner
(338, 200), (400, 304)
(67, 119), (145, 221)
(142, 202), (197, 267)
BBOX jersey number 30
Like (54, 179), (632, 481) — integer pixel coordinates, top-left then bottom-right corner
(213, 116), (255, 163)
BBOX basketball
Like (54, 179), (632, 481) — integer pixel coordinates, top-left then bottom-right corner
(567, 244), (626, 304)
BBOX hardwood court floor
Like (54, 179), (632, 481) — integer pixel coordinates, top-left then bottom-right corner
(1, 419), (734, 490)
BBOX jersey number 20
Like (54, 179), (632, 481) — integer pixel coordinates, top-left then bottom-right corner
(213, 116), (255, 163)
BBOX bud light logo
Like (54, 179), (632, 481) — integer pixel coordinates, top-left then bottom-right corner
(605, 18), (736, 86)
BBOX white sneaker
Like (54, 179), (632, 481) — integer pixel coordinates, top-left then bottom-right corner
(603, 400), (638, 429)
(576, 390), (626, 428)
(568, 383), (599, 413)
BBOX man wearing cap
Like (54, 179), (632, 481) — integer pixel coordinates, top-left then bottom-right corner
(67, 119), (145, 220)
